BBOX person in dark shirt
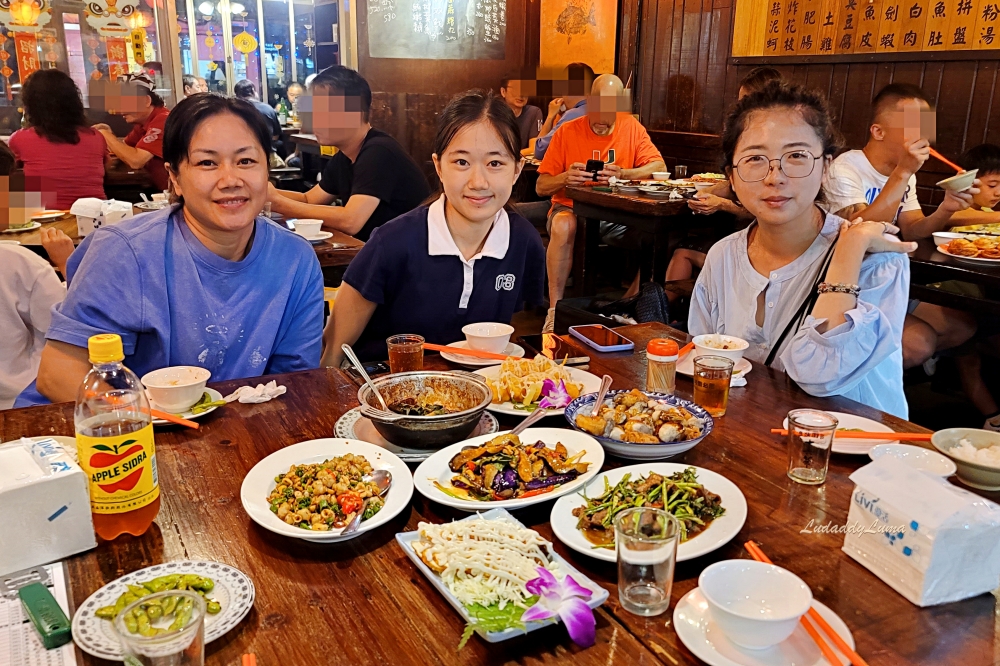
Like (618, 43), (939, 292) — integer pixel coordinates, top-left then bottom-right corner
(321, 89), (546, 365)
(234, 79), (284, 157)
(267, 66), (430, 241)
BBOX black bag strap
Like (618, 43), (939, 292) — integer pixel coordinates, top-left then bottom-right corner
(764, 238), (838, 367)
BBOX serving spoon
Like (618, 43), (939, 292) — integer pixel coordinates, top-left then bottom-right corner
(510, 404), (550, 436)
(342, 343), (390, 412)
(341, 469), (393, 535)
(591, 375), (613, 417)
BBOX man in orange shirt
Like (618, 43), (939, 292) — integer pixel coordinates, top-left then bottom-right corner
(536, 74), (665, 331)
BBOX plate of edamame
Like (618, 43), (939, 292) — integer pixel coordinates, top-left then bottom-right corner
(71, 560), (255, 661)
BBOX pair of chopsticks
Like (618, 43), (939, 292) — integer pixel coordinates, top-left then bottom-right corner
(150, 408), (200, 429)
(930, 147), (964, 174)
(423, 342), (510, 361)
(744, 541), (868, 666)
(769, 428), (930, 441)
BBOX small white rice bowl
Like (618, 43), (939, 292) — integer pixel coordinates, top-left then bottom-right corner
(951, 438), (1000, 465)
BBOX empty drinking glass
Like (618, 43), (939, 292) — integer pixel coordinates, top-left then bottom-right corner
(674, 165), (688, 178)
(113, 590), (206, 666)
(615, 507), (680, 617)
(261, 201), (272, 219)
(786, 409), (838, 485)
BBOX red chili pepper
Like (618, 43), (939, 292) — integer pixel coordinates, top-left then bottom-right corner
(337, 491), (363, 515)
(465, 461), (476, 472)
(89, 444), (143, 470)
(518, 487), (557, 499)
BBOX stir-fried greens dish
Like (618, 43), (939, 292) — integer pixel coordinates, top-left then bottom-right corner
(437, 433), (590, 501)
(575, 389), (705, 443)
(572, 467), (725, 547)
(266, 453), (384, 530)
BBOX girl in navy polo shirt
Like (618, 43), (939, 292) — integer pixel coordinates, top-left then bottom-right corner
(322, 89), (546, 364)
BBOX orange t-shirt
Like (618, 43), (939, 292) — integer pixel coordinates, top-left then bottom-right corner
(538, 113), (663, 209)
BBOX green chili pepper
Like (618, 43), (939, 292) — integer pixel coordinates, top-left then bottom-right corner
(95, 606), (116, 620)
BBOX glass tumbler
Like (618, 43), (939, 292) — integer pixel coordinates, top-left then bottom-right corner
(113, 590), (206, 666)
(786, 409), (838, 485)
(674, 165), (688, 178)
(693, 355), (734, 417)
(386, 334), (425, 373)
(615, 507), (680, 617)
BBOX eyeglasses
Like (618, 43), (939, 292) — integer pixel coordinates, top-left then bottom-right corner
(733, 150), (822, 182)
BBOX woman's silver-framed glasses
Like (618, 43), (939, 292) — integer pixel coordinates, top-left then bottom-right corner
(733, 150), (822, 182)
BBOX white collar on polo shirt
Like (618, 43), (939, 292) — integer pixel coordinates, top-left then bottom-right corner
(426, 194), (510, 309)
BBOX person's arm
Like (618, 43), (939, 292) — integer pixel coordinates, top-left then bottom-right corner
(686, 267), (718, 337)
(536, 163), (592, 196)
(947, 206), (1000, 225)
(832, 140), (928, 223)
(604, 159), (667, 182)
(895, 186), (977, 240)
(269, 184), (379, 236)
(36, 340), (92, 403)
(539, 98), (563, 137)
(97, 129), (153, 169)
(320, 282), (378, 367)
(40, 228), (76, 278)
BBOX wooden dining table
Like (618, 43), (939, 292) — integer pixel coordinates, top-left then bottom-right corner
(909, 237), (1000, 315)
(2, 322), (994, 666)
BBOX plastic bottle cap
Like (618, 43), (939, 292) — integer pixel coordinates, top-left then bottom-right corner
(88, 334), (124, 363)
(647, 338), (678, 357)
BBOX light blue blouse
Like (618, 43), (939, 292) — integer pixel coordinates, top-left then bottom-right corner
(689, 212), (910, 419)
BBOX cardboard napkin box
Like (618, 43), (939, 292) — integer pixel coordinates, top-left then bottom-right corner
(0, 437), (96, 576)
(842, 456), (1000, 606)
(70, 198), (133, 238)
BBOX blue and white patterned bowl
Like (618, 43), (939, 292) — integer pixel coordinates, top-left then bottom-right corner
(564, 389), (713, 460)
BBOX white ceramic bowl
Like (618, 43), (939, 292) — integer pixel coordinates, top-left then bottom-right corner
(293, 219), (323, 239)
(141, 366), (211, 413)
(692, 333), (749, 364)
(462, 322), (515, 354)
(937, 169), (978, 193)
(151, 193), (167, 202)
(931, 428), (1000, 490)
(868, 443), (956, 477)
(652, 172), (671, 180)
(699, 560), (812, 650)
(932, 231), (969, 247)
(693, 181), (716, 191)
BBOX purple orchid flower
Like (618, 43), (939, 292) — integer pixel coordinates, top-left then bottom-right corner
(521, 567), (596, 647)
(538, 379), (572, 409)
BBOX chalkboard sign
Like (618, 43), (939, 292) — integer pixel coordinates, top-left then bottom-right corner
(367, 0), (507, 59)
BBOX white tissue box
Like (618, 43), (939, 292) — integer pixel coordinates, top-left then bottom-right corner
(70, 198), (134, 238)
(0, 438), (96, 576)
(842, 456), (1000, 606)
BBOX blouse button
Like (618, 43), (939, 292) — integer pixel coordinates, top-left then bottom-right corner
(768, 302), (774, 307)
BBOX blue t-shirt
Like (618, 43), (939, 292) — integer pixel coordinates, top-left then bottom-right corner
(344, 202), (546, 361)
(534, 99), (587, 160)
(15, 206), (323, 407)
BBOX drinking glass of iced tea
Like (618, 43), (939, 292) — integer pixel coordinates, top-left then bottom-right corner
(386, 334), (424, 373)
(693, 355), (734, 417)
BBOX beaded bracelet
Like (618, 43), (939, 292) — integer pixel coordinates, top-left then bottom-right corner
(817, 282), (860, 296)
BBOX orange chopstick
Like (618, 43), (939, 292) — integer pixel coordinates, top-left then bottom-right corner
(150, 408), (200, 429)
(770, 428), (930, 441)
(423, 343), (510, 361)
(241, 655), (257, 666)
(929, 147), (964, 174)
(678, 342), (695, 359)
(745, 541), (869, 666)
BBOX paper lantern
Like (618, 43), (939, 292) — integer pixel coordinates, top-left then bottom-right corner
(232, 30), (257, 54)
(9, 0), (41, 26)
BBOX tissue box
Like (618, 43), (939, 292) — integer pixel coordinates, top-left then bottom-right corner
(842, 456), (1000, 606)
(0, 438), (96, 576)
(70, 198), (134, 238)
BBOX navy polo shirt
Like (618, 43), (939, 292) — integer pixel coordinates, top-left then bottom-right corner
(343, 197), (546, 361)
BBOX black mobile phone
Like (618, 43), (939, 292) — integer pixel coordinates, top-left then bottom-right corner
(518, 334), (591, 365)
(344, 361), (390, 384)
(568, 324), (635, 352)
(585, 159), (604, 173)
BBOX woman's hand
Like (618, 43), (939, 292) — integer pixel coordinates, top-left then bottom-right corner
(40, 227), (76, 277)
(688, 193), (727, 215)
(839, 218), (917, 255)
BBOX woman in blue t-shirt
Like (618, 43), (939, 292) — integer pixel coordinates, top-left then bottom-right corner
(322, 90), (546, 365)
(21, 94), (323, 406)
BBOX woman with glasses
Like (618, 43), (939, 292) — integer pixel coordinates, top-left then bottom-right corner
(688, 81), (915, 418)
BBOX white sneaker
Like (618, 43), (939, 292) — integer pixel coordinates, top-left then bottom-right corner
(984, 416), (1000, 432)
(922, 356), (938, 376)
(543, 308), (555, 333)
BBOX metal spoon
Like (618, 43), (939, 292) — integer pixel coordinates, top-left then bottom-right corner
(341, 470), (392, 535)
(591, 374), (613, 417)
(140, 192), (151, 203)
(510, 404), (549, 436)
(341, 343), (389, 412)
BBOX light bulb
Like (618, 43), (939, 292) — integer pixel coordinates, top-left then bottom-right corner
(230, 2), (245, 13)
(198, 1), (214, 15)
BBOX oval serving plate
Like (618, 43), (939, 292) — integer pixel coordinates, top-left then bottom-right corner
(473, 365), (603, 417)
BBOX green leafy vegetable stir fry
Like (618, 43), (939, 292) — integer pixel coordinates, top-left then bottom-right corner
(267, 454), (384, 530)
(573, 467), (725, 547)
(94, 574), (222, 635)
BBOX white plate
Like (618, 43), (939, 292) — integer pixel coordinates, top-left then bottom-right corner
(2, 221), (41, 233)
(31, 210), (68, 221)
(678, 354), (753, 378)
(307, 231), (334, 243)
(71, 560), (254, 662)
(150, 388), (224, 426)
(240, 438), (414, 541)
(868, 443), (956, 477)
(473, 365), (603, 417)
(396, 508), (609, 643)
(550, 463), (747, 563)
(936, 244), (1000, 264)
(0, 239), (20, 245)
(782, 411), (897, 455)
(413, 427), (604, 511)
(334, 406), (499, 462)
(439, 340), (525, 367)
(135, 202), (171, 211)
(674, 588), (854, 666)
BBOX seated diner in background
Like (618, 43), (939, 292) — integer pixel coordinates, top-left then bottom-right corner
(948, 143), (1000, 225)
(182, 73), (208, 98)
(689, 81), (913, 418)
(234, 79), (284, 157)
(536, 73), (665, 332)
(532, 62), (596, 161)
(267, 66), (430, 241)
(14, 93), (324, 407)
(498, 73), (544, 150)
(9, 69), (107, 210)
(823, 83), (976, 373)
(91, 73), (171, 192)
(321, 89), (546, 366)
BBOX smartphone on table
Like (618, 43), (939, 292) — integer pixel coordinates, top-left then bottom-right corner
(568, 325), (635, 353)
(518, 333), (591, 365)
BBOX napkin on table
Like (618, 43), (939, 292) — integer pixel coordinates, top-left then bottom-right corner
(224, 380), (287, 404)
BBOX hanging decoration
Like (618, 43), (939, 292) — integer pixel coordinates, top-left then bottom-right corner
(84, 0), (142, 80)
(232, 29), (257, 54)
(0, 0), (53, 79)
(42, 31), (57, 66)
(85, 34), (102, 79)
(130, 27), (145, 64)
(0, 30), (13, 99)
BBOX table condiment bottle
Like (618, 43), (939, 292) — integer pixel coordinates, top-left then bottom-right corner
(646, 338), (678, 395)
(74, 334), (160, 541)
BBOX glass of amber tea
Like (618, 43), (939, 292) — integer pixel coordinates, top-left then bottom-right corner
(693, 355), (734, 417)
(386, 334), (424, 373)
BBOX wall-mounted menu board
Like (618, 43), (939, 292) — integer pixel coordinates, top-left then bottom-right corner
(732, 0), (1000, 56)
(367, 0), (506, 59)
